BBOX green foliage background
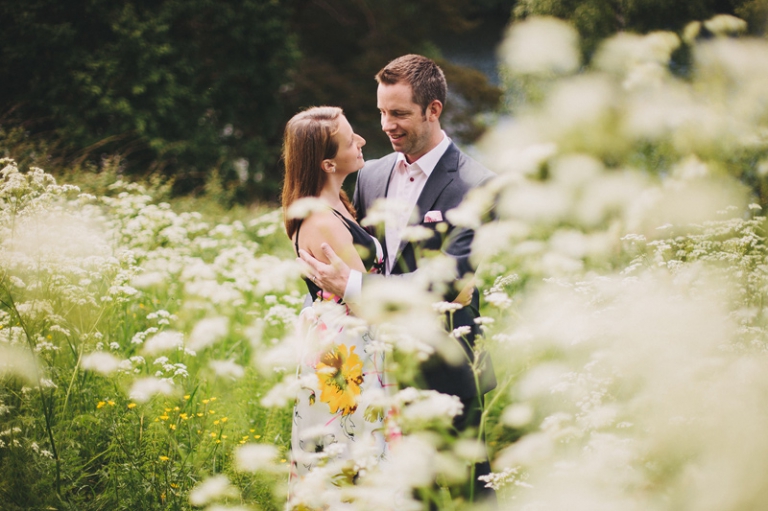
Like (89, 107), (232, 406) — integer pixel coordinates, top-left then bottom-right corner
(4, 0), (767, 204)
(0, 0), (298, 201)
(0, 0), (511, 203)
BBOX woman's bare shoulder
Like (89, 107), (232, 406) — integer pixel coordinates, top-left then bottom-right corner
(296, 210), (350, 246)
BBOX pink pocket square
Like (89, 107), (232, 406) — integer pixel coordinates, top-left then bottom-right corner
(423, 210), (443, 223)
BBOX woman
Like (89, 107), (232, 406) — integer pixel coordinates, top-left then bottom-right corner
(281, 107), (389, 491)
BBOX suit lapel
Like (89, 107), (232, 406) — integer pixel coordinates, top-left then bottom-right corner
(373, 158), (397, 202)
(395, 143), (459, 258)
(371, 158), (397, 266)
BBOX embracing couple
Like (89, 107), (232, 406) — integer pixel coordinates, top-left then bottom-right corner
(282, 54), (497, 508)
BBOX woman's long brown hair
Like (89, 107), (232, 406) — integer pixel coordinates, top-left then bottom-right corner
(281, 106), (356, 239)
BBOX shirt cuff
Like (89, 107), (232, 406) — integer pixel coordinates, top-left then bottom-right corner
(344, 270), (362, 304)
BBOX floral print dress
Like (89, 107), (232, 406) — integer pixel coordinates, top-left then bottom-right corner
(289, 209), (388, 485)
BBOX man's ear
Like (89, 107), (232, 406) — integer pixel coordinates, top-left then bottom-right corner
(427, 99), (443, 121)
(321, 159), (336, 174)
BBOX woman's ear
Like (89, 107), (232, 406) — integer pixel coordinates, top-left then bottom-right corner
(321, 159), (336, 174)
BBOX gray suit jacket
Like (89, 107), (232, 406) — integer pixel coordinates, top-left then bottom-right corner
(353, 142), (497, 398)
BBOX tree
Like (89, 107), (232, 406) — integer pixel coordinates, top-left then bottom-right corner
(280, 0), (504, 161)
(1, 0), (508, 202)
(0, 0), (298, 199)
(511, 0), (768, 58)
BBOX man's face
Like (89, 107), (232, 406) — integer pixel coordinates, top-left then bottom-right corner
(377, 81), (435, 163)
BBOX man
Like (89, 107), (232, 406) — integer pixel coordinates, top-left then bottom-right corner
(299, 54), (496, 503)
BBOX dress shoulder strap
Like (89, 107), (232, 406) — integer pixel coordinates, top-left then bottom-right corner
(293, 219), (303, 254)
(330, 208), (354, 229)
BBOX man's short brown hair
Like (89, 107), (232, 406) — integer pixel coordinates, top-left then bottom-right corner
(375, 54), (447, 113)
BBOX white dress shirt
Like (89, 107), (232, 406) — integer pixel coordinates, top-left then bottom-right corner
(385, 132), (451, 273)
(344, 132), (452, 301)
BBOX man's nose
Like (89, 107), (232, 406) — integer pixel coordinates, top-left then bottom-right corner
(381, 115), (394, 131)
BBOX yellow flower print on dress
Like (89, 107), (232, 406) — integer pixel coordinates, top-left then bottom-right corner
(316, 344), (364, 415)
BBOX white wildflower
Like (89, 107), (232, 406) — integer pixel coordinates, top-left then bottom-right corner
(128, 377), (174, 403)
(396, 389), (463, 425)
(286, 197), (328, 219)
(260, 375), (302, 408)
(188, 474), (238, 507)
(234, 443), (280, 473)
(454, 439), (487, 463)
(142, 331), (184, 355)
(81, 352), (121, 376)
(478, 467), (521, 491)
(0, 345), (38, 383)
(495, 432), (554, 468)
(433, 301), (464, 314)
(209, 359), (245, 380)
(501, 16), (580, 75)
(502, 403), (535, 428)
(452, 326), (472, 338)
(187, 316), (229, 351)
(400, 225), (433, 242)
(703, 14), (747, 36)
(9, 276), (26, 289)
(485, 292), (512, 309)
(131, 271), (165, 289)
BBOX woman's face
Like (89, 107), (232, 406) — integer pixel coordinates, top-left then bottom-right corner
(330, 115), (366, 175)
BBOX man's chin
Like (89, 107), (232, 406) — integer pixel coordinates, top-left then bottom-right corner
(389, 141), (407, 153)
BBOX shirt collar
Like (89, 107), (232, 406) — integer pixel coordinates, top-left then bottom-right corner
(395, 131), (451, 178)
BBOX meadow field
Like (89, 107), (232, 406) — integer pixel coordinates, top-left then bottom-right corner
(3, 14), (768, 511)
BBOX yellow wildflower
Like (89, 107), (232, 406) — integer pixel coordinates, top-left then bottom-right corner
(127, 403), (137, 409)
(97, 401), (106, 409)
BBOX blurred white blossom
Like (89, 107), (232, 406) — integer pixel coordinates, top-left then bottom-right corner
(81, 352), (121, 376)
(501, 16), (580, 75)
(128, 377), (174, 403)
(188, 474), (238, 507)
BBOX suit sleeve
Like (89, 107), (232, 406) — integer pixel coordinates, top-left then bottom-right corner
(441, 171), (495, 301)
